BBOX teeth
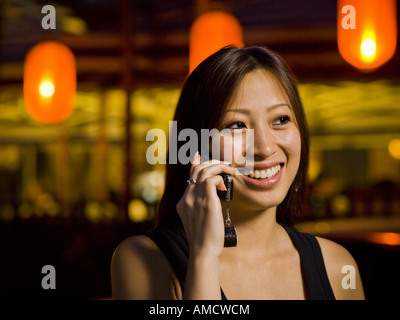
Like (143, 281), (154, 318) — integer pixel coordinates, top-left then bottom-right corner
(247, 165), (281, 180)
(261, 170), (267, 179)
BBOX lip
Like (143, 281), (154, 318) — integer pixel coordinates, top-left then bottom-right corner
(251, 161), (283, 171)
(239, 162), (284, 189)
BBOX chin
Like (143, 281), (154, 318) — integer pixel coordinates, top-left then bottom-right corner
(233, 184), (289, 212)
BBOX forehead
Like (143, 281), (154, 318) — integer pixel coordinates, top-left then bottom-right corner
(227, 69), (290, 112)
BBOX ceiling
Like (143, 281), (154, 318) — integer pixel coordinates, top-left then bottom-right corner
(0, 0), (399, 149)
(1, 0), (400, 88)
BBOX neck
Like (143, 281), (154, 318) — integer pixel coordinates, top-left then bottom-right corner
(221, 201), (283, 258)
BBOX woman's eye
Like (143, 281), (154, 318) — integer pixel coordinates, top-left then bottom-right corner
(227, 121), (247, 129)
(273, 115), (291, 125)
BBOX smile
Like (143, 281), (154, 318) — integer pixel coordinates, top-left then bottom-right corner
(239, 163), (284, 189)
(247, 164), (281, 180)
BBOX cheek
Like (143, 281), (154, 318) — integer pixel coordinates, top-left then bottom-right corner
(217, 136), (234, 163)
(218, 131), (252, 166)
(280, 128), (301, 171)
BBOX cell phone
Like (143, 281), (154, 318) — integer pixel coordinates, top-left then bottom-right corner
(218, 174), (237, 247)
(217, 174), (233, 202)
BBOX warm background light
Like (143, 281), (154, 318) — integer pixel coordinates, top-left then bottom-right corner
(361, 36), (376, 61)
(367, 232), (400, 246)
(189, 11), (243, 73)
(24, 41), (76, 124)
(337, 0), (397, 70)
(388, 139), (400, 160)
(39, 80), (55, 98)
(128, 199), (148, 222)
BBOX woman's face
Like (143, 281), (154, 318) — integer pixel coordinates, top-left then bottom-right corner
(217, 69), (301, 211)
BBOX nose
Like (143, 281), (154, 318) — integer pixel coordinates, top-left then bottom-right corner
(252, 124), (277, 159)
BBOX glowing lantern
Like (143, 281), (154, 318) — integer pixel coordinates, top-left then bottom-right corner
(388, 139), (400, 160)
(337, 0), (397, 70)
(189, 11), (244, 73)
(24, 41), (76, 123)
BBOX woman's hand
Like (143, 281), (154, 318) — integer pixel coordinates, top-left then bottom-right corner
(176, 152), (235, 258)
(176, 152), (235, 299)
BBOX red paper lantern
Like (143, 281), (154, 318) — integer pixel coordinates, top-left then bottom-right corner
(24, 41), (76, 124)
(189, 11), (244, 73)
(337, 0), (397, 70)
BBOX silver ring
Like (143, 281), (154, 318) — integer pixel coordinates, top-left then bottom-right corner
(187, 178), (197, 185)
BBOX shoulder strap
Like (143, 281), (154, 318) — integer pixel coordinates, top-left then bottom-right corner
(281, 224), (336, 300)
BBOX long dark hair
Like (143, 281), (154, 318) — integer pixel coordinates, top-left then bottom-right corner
(154, 46), (309, 228)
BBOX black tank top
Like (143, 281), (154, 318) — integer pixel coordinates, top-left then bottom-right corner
(146, 222), (335, 300)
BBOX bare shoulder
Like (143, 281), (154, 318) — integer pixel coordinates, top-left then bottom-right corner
(111, 235), (181, 300)
(316, 236), (365, 300)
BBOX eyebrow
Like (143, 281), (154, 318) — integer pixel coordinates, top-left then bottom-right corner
(226, 103), (290, 114)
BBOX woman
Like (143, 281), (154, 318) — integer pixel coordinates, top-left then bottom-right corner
(111, 46), (365, 300)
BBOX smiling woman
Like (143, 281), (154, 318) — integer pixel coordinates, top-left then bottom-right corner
(111, 46), (365, 300)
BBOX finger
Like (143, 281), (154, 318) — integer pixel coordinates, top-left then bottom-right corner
(189, 152), (201, 177)
(191, 153), (232, 168)
(194, 163), (236, 182)
(192, 151), (201, 165)
(200, 159), (232, 165)
(215, 176), (227, 192)
(203, 175), (227, 194)
(190, 155), (234, 180)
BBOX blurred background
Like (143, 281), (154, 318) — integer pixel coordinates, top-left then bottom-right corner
(0, 0), (399, 299)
